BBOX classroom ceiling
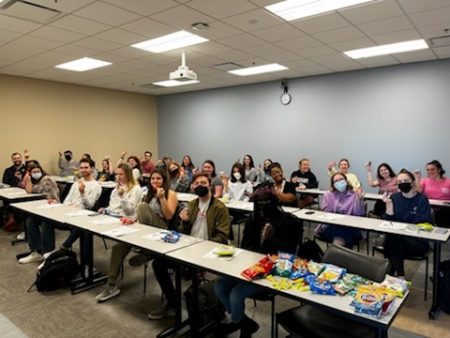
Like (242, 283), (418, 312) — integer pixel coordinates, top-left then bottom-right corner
(1, 0), (449, 95)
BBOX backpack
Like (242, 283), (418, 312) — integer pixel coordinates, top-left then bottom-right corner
(184, 278), (225, 333)
(438, 260), (450, 314)
(29, 250), (80, 292)
(297, 238), (324, 262)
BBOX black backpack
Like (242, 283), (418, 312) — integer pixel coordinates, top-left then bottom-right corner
(438, 260), (450, 314)
(29, 250), (80, 292)
(297, 238), (324, 262)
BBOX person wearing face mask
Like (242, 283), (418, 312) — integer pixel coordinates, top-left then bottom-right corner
(18, 163), (60, 264)
(382, 169), (433, 278)
(327, 158), (361, 190)
(167, 160), (189, 192)
(223, 162), (253, 202)
(147, 172), (230, 320)
(315, 173), (365, 248)
(58, 150), (78, 177)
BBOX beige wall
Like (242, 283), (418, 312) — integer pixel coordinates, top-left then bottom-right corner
(0, 74), (158, 177)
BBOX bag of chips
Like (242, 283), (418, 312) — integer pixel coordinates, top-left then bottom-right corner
(241, 256), (275, 281)
(274, 252), (295, 277)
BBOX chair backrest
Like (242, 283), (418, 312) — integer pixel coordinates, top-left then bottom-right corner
(322, 244), (389, 282)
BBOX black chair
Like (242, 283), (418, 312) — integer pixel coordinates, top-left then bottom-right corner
(276, 244), (390, 338)
(314, 231), (370, 255)
(250, 291), (276, 338)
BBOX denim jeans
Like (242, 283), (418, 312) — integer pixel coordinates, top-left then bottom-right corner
(25, 216), (55, 253)
(214, 277), (261, 323)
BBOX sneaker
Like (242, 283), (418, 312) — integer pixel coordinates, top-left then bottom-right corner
(18, 252), (44, 264)
(96, 285), (121, 303)
(147, 304), (176, 320)
(16, 232), (26, 240)
(43, 250), (57, 259)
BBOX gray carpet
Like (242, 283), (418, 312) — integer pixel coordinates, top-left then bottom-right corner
(0, 314), (29, 338)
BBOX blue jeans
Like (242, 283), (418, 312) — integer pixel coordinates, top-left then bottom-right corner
(25, 216), (55, 253)
(214, 277), (261, 323)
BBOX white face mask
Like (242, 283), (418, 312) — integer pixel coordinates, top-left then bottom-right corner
(31, 172), (42, 180)
(233, 172), (242, 180)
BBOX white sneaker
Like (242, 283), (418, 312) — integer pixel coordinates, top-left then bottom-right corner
(96, 285), (121, 303)
(147, 304), (176, 320)
(43, 250), (57, 259)
(18, 252), (44, 264)
(16, 232), (25, 240)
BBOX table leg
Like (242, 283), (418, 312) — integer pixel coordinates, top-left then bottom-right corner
(428, 242), (441, 320)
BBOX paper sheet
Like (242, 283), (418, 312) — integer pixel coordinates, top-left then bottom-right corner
(37, 203), (63, 209)
(378, 221), (407, 230)
(64, 209), (96, 217)
(90, 217), (121, 225)
(143, 230), (171, 241)
(101, 226), (139, 237)
(316, 213), (346, 221)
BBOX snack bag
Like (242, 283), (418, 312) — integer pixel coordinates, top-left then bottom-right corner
(319, 264), (346, 283)
(241, 256), (275, 281)
(377, 275), (409, 298)
(306, 275), (335, 295)
(307, 261), (325, 276)
(274, 252), (295, 277)
(120, 217), (135, 225)
(342, 273), (369, 288)
(214, 245), (235, 257)
(333, 280), (354, 295)
(351, 286), (384, 318)
(163, 230), (180, 243)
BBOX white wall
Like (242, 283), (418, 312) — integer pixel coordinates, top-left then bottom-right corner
(157, 59), (450, 191)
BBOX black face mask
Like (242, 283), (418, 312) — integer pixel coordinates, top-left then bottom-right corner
(65, 154), (72, 161)
(398, 182), (412, 193)
(169, 169), (178, 177)
(194, 185), (209, 197)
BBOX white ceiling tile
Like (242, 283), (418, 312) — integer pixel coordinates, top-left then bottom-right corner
(263, 51), (302, 62)
(0, 62), (48, 76)
(306, 53), (349, 65)
(74, 2), (142, 26)
(91, 51), (132, 63)
(408, 7), (450, 27)
(51, 15), (111, 35)
(241, 43), (285, 57)
(1, 43), (45, 58)
(214, 50), (254, 63)
(291, 13), (350, 34)
(25, 67), (72, 80)
(314, 26), (366, 44)
(417, 24), (450, 39)
(111, 46), (157, 59)
(218, 33), (266, 49)
(397, 0), (450, 14)
(103, 0), (178, 16)
(187, 54), (228, 67)
(95, 28), (147, 45)
(325, 60), (365, 72)
(433, 46), (450, 58)
(283, 59), (324, 70)
(0, 29), (22, 44)
(394, 49), (437, 63)
(358, 16), (414, 37)
(356, 55), (400, 67)
(222, 8), (283, 32)
(186, 0), (257, 19)
(2, 2), (60, 24)
(150, 5), (214, 29)
(13, 35), (65, 49)
(372, 29), (422, 44)
(273, 36), (323, 50)
(187, 42), (233, 56)
(73, 37), (123, 52)
(296, 45), (337, 58)
(188, 21), (242, 40)
(120, 18), (173, 39)
(252, 24), (303, 42)
(30, 26), (85, 43)
(0, 14), (41, 33)
(329, 37), (375, 52)
(340, 0), (404, 24)
(52, 44), (99, 58)
(33, 0), (97, 13)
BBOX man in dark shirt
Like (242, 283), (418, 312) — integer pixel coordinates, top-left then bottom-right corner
(290, 158), (318, 208)
(2, 152), (26, 187)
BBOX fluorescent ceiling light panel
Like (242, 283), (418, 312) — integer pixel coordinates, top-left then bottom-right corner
(344, 39), (428, 59)
(228, 63), (288, 76)
(132, 31), (208, 53)
(55, 57), (112, 72)
(266, 0), (377, 21)
(153, 80), (199, 87)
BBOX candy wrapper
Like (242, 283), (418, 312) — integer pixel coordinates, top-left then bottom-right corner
(307, 261), (325, 276)
(351, 286), (384, 318)
(375, 275), (409, 298)
(333, 280), (354, 295)
(266, 275), (310, 291)
(306, 275), (335, 295)
(275, 252), (295, 277)
(342, 273), (369, 288)
(163, 230), (180, 243)
(319, 264), (346, 283)
(241, 256), (275, 281)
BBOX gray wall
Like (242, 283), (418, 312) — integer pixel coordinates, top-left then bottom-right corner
(157, 59), (450, 192)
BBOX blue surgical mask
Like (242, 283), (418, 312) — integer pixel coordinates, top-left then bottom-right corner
(31, 172), (42, 180)
(333, 180), (347, 192)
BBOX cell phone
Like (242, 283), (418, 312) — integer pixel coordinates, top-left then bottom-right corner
(305, 211), (315, 215)
(435, 228), (448, 234)
(88, 212), (100, 217)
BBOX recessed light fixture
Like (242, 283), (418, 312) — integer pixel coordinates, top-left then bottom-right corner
(131, 30), (208, 53)
(55, 57), (112, 72)
(344, 39), (428, 59)
(153, 80), (200, 87)
(266, 0), (378, 21)
(228, 63), (288, 76)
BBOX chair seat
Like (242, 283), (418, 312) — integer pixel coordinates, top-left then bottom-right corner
(277, 305), (376, 338)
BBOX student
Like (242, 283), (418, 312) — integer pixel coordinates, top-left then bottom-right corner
(365, 162), (398, 216)
(97, 156), (115, 182)
(140, 151), (155, 175)
(18, 163), (60, 263)
(81, 153), (98, 180)
(117, 151), (141, 183)
(290, 158), (319, 208)
(256, 158), (273, 184)
(148, 172), (229, 319)
(167, 161), (189, 192)
(316, 173), (366, 248)
(181, 155), (196, 181)
(242, 154), (257, 184)
(383, 169), (433, 277)
(2, 152), (26, 187)
(223, 162), (253, 201)
(58, 150), (78, 177)
(96, 168), (176, 303)
(202, 159), (224, 198)
(327, 158), (361, 190)
(269, 163), (297, 207)
(418, 160), (450, 227)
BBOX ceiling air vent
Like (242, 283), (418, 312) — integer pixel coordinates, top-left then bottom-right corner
(212, 62), (243, 71)
(0, 0), (62, 23)
(429, 35), (450, 48)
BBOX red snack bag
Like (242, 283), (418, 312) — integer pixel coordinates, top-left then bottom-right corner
(241, 256), (275, 281)
(120, 217), (135, 225)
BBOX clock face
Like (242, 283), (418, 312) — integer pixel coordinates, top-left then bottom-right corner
(280, 93), (291, 105)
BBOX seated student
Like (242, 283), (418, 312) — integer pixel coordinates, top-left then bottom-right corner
(58, 150), (78, 177)
(62, 163), (141, 250)
(315, 173), (365, 248)
(290, 158), (319, 208)
(202, 159), (224, 198)
(167, 160), (189, 192)
(242, 154), (258, 184)
(117, 151), (142, 183)
(215, 187), (302, 338)
(96, 168), (176, 303)
(18, 163), (60, 263)
(97, 156), (115, 182)
(383, 169), (433, 277)
(223, 162), (253, 201)
(140, 151), (155, 175)
(327, 158), (361, 190)
(256, 158), (273, 184)
(365, 162), (398, 216)
(418, 160), (450, 227)
(181, 155), (196, 181)
(269, 162), (297, 207)
(147, 172), (230, 319)
(80, 153), (98, 180)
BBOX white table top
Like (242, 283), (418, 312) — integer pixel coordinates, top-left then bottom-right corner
(0, 187), (44, 201)
(293, 209), (450, 242)
(167, 240), (405, 328)
(11, 200), (80, 223)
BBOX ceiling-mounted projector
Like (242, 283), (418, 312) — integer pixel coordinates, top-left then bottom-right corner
(169, 51), (197, 81)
